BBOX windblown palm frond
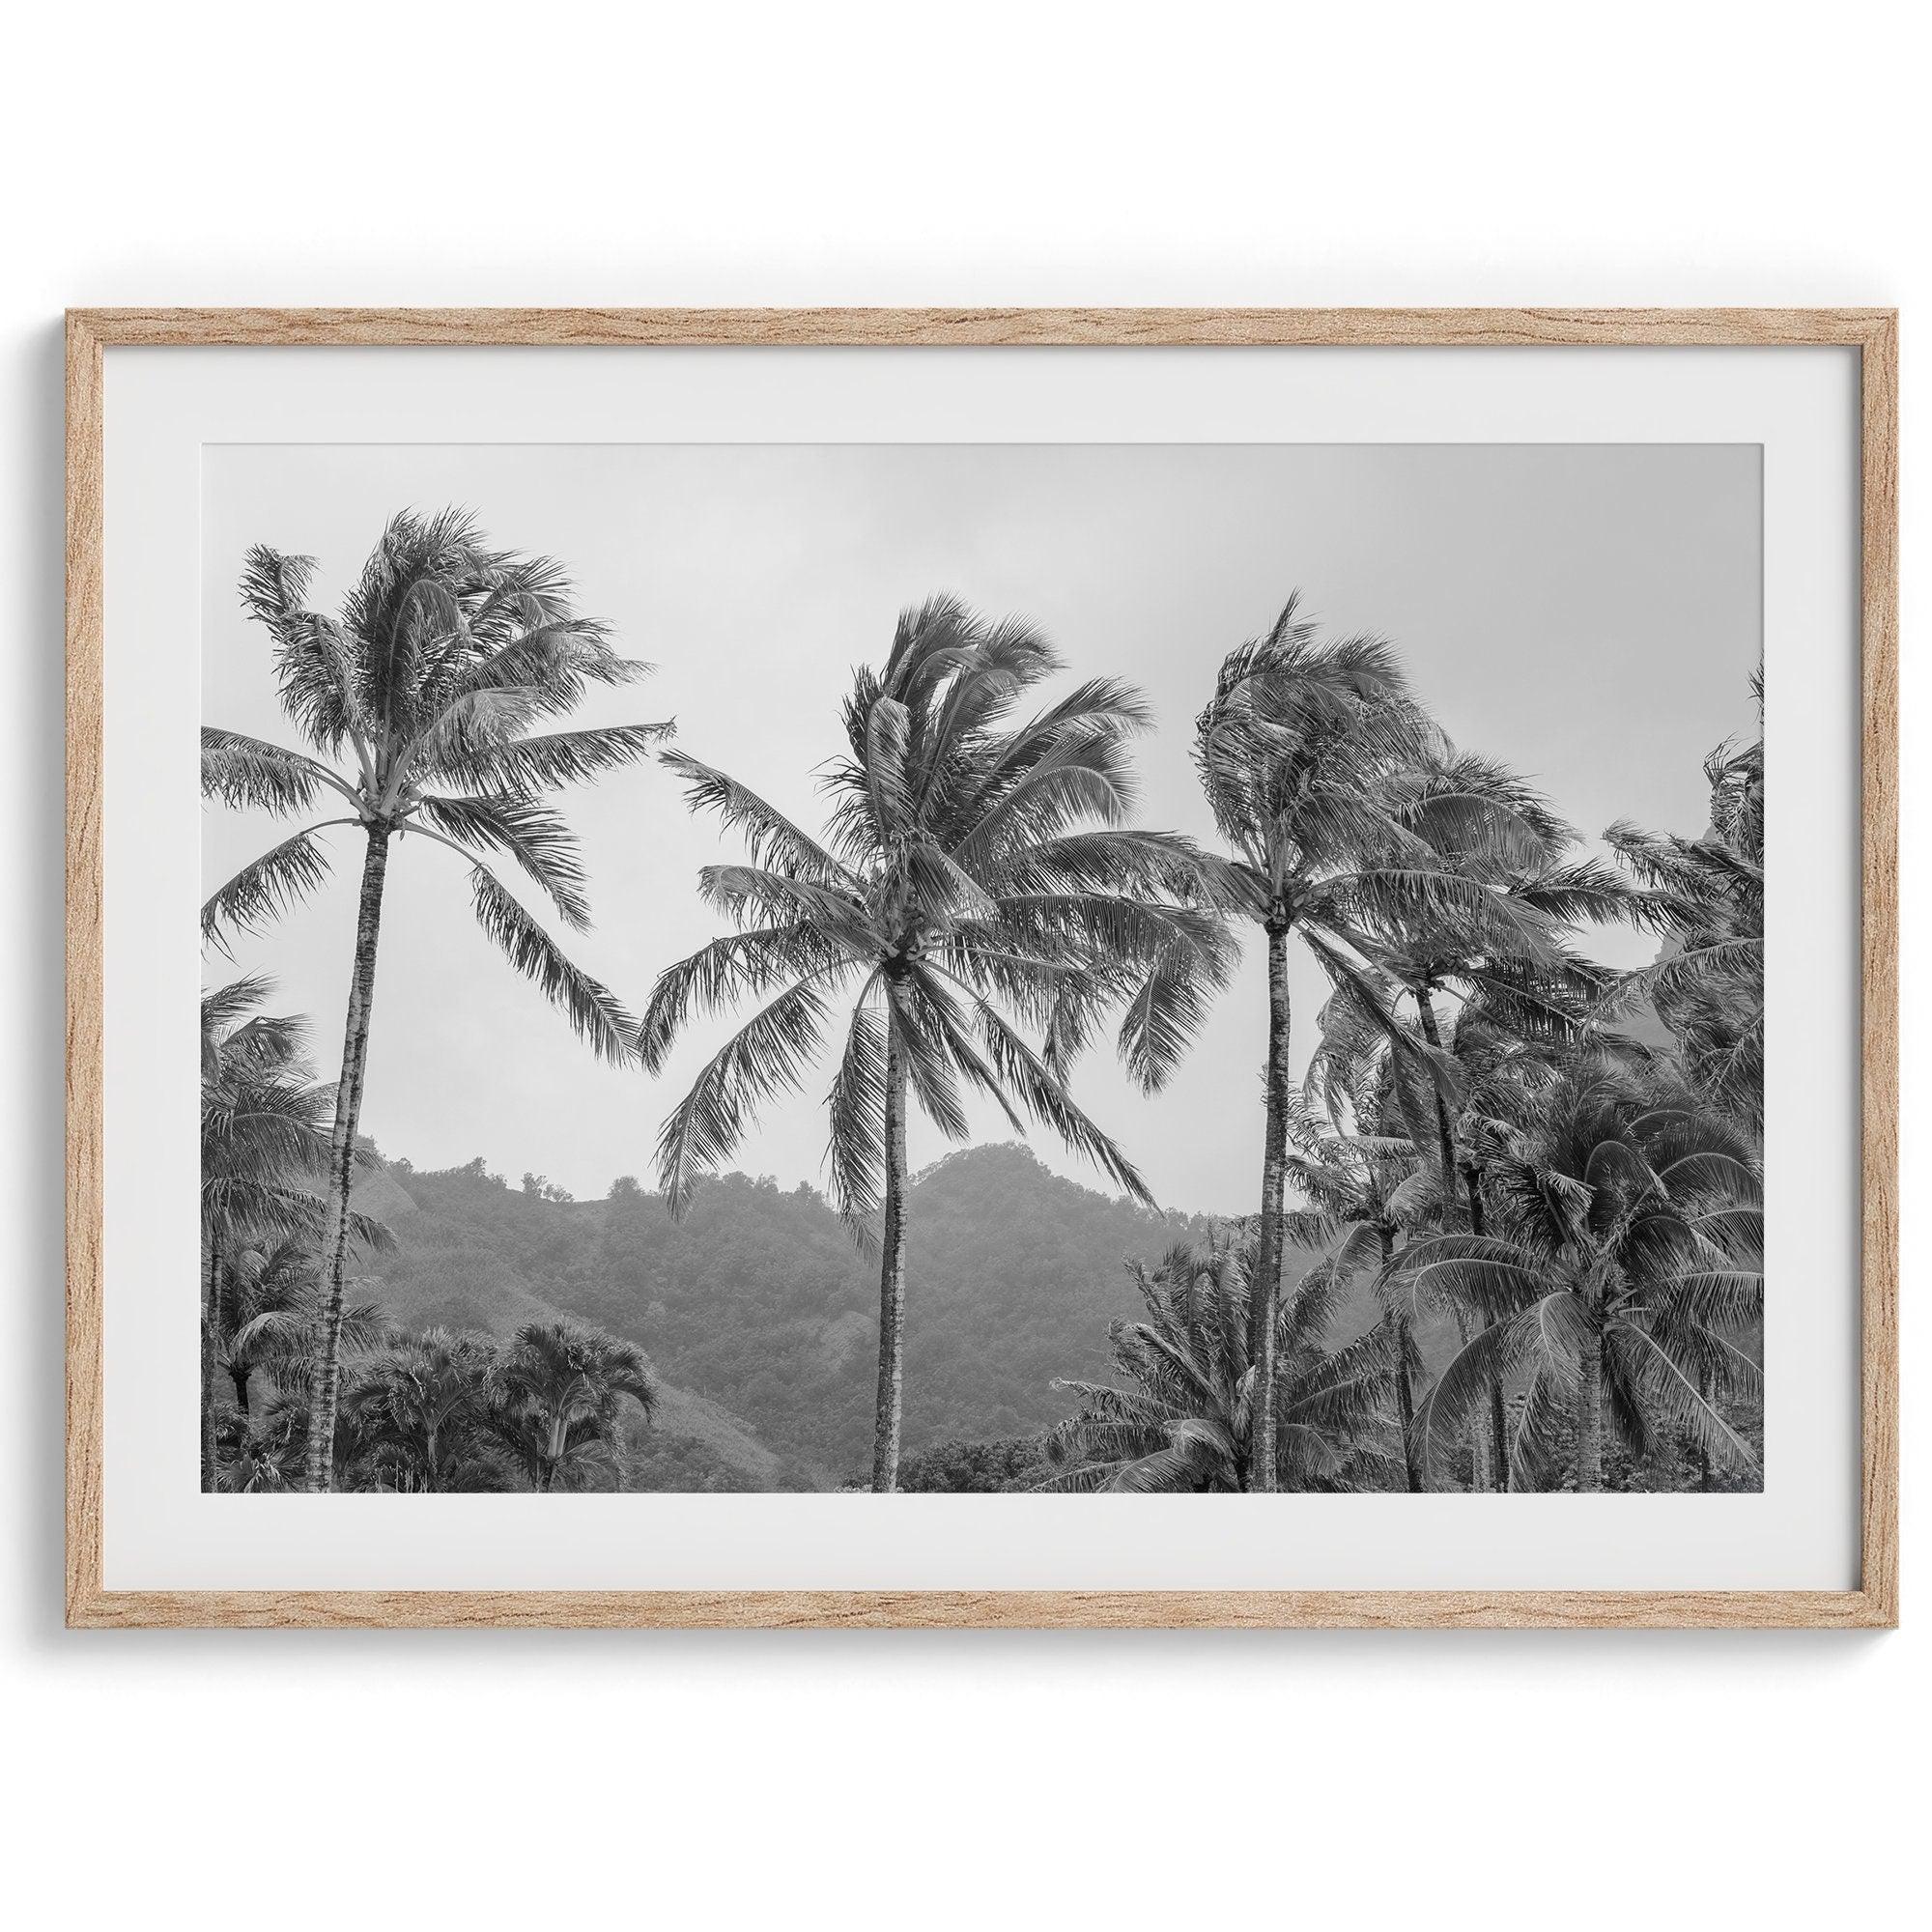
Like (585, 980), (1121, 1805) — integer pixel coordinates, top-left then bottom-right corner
(1602, 683), (1763, 1129)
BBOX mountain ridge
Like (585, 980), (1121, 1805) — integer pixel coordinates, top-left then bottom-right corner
(355, 1140), (1236, 1488)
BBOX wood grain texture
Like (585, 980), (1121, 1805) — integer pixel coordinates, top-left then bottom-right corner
(65, 313), (105, 1632)
(1858, 314), (1901, 1629)
(67, 305), (1894, 349)
(61, 1586), (1894, 1632)
(63, 307), (1901, 1631)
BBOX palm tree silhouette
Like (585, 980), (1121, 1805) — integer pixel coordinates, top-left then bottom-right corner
(201, 509), (669, 1489)
(641, 596), (1232, 1490)
(1191, 594), (1520, 1490)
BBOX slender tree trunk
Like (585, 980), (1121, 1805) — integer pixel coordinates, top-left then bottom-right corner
(1576, 1309), (1605, 1493)
(200, 1247), (220, 1492)
(1412, 989), (1461, 1221)
(870, 1024), (911, 1493)
(305, 824), (392, 1493)
(1250, 921), (1293, 1494)
(1458, 1164), (1510, 1492)
(1696, 1362), (1713, 1492)
(1415, 986), (1506, 1492)
(541, 1408), (569, 1493)
(1378, 1228), (1421, 1493)
(229, 1362), (250, 1415)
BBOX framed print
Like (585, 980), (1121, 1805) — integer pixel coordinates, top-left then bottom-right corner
(65, 307), (1897, 1629)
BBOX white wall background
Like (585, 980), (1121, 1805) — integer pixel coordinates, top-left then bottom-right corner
(2, 4), (1919, 1925)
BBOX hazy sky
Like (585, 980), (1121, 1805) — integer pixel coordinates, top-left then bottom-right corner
(202, 442), (1759, 1214)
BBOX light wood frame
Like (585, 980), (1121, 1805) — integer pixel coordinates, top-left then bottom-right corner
(65, 307), (1899, 1630)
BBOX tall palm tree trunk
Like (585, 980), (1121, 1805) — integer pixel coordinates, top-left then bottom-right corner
(1696, 1362), (1713, 1492)
(1576, 1311), (1605, 1493)
(1411, 989), (1461, 1219)
(1250, 921), (1293, 1494)
(1459, 1167), (1511, 1491)
(1378, 1229), (1421, 1492)
(1414, 986), (1505, 1492)
(200, 1247), (219, 1492)
(304, 825), (391, 1493)
(870, 1024), (911, 1493)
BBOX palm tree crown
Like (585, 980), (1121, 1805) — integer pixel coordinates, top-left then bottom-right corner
(488, 1320), (659, 1492)
(643, 595), (1230, 1218)
(200, 977), (339, 1250)
(203, 506), (668, 1059)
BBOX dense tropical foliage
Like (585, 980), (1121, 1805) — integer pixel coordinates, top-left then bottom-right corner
(1040, 1229), (1403, 1492)
(201, 519), (1763, 1497)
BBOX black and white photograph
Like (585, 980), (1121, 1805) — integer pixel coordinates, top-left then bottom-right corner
(200, 440), (1765, 1500)
(15, 4), (1920, 1922)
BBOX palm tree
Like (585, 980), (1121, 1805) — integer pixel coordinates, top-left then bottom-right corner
(1277, 1084), (1433, 1490)
(1400, 1062), (1762, 1492)
(217, 1237), (387, 1419)
(339, 1328), (506, 1492)
(1605, 680), (1764, 1130)
(1038, 1230), (1403, 1492)
(1191, 594), (1533, 1490)
(1304, 760), (1642, 1490)
(487, 1321), (658, 1492)
(217, 1399), (311, 1493)
(641, 596), (1231, 1491)
(202, 508), (669, 1490)
(199, 978), (387, 1488)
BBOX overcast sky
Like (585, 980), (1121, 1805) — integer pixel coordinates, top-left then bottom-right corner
(202, 441), (1759, 1214)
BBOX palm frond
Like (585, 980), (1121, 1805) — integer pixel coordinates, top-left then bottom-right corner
(429, 720), (675, 792)
(417, 792), (591, 930)
(201, 727), (355, 816)
(468, 866), (636, 1064)
(824, 982), (888, 1238)
(661, 749), (854, 887)
(654, 966), (844, 1211)
(201, 823), (345, 952)
(638, 923), (840, 1075)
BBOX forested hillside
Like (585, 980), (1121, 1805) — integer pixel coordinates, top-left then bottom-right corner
(359, 1143), (1222, 1488)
